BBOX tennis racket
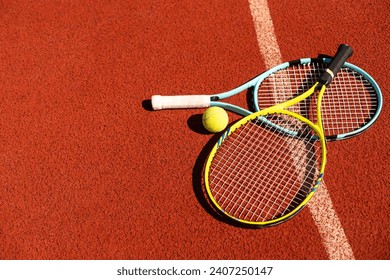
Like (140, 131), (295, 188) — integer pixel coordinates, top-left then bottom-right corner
(152, 58), (382, 141)
(204, 44), (353, 227)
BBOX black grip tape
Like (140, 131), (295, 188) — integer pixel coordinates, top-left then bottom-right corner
(319, 44), (353, 86)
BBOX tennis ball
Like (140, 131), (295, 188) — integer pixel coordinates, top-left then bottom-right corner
(202, 107), (229, 133)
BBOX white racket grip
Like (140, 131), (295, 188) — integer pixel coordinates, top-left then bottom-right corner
(151, 95), (211, 110)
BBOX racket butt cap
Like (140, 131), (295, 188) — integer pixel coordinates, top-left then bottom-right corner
(151, 95), (163, 110)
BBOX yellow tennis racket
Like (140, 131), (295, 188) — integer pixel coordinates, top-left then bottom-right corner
(204, 44), (353, 226)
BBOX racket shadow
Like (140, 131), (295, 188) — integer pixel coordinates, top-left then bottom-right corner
(191, 130), (243, 228)
(191, 117), (321, 229)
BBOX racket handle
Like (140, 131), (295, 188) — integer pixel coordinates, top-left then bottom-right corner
(151, 95), (211, 110)
(320, 44), (353, 85)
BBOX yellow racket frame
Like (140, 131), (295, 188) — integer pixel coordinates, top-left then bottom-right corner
(204, 82), (327, 226)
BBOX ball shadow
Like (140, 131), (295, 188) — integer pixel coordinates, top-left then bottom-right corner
(187, 114), (210, 135)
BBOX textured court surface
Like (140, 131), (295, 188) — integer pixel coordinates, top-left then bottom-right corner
(0, 0), (388, 259)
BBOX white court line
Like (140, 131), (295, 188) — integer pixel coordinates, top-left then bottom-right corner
(248, 0), (355, 260)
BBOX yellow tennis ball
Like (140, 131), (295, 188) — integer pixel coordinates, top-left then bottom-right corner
(202, 107), (229, 133)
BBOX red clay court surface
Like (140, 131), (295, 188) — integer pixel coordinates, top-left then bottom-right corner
(0, 0), (388, 260)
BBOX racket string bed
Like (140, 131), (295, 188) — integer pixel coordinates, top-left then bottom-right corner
(210, 120), (296, 199)
(210, 127), (316, 221)
(210, 124), (280, 216)
(262, 122), (321, 220)
(257, 62), (378, 139)
(208, 114), (323, 222)
(213, 119), (310, 218)
(324, 69), (376, 136)
(221, 125), (301, 220)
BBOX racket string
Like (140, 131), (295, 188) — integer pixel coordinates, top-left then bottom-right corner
(324, 70), (376, 134)
(229, 125), (300, 220)
(257, 124), (320, 221)
(257, 63), (378, 138)
(211, 121), (285, 216)
(210, 120), (266, 209)
(208, 114), (323, 222)
(210, 130), (316, 222)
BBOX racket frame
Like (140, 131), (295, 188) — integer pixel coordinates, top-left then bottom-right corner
(204, 83), (327, 226)
(214, 58), (383, 140)
(152, 58), (382, 141)
(204, 44), (354, 226)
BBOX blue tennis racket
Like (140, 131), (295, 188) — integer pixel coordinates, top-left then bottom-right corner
(151, 58), (382, 141)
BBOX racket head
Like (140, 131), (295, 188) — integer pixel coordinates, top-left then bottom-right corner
(252, 58), (382, 141)
(204, 108), (326, 226)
